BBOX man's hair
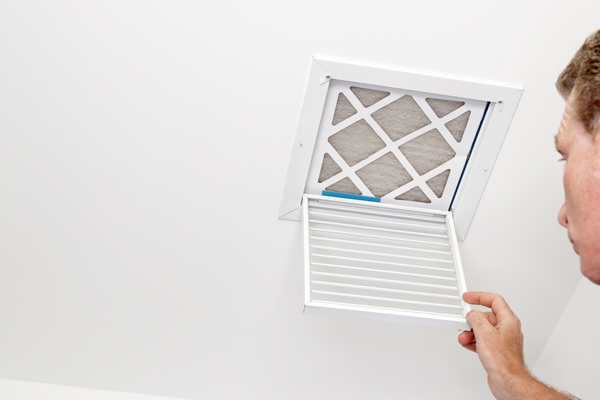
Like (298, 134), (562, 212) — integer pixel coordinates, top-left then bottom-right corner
(556, 29), (600, 135)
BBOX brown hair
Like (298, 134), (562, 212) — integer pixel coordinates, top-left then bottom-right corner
(556, 29), (600, 135)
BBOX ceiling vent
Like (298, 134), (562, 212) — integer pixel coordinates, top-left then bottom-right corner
(282, 57), (522, 328)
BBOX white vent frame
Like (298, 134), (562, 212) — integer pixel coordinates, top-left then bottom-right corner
(280, 56), (523, 240)
(303, 194), (471, 330)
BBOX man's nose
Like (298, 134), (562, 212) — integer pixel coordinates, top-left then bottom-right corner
(558, 202), (568, 228)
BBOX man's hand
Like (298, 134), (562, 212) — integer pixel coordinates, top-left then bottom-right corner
(458, 292), (575, 400)
(458, 292), (527, 397)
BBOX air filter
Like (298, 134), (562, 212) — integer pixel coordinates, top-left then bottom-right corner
(304, 79), (488, 211)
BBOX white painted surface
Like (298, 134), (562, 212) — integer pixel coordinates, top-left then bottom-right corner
(0, 379), (189, 400)
(533, 277), (600, 399)
(0, 1), (593, 399)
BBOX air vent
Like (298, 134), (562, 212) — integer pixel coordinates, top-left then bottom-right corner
(281, 57), (521, 328)
(280, 56), (522, 240)
(303, 194), (471, 330)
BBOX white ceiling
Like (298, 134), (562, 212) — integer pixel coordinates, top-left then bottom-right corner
(0, 1), (593, 399)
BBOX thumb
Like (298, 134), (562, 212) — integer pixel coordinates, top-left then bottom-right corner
(467, 310), (493, 333)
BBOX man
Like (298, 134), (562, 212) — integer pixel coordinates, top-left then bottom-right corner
(458, 29), (600, 400)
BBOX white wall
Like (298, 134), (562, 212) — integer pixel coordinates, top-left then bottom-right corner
(534, 277), (600, 398)
(0, 1), (596, 399)
(0, 379), (190, 400)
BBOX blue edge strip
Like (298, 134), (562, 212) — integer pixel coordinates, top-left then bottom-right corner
(321, 191), (381, 203)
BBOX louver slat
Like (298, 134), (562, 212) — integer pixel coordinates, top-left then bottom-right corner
(303, 194), (471, 330)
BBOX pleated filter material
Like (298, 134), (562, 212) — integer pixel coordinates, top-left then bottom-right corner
(304, 80), (488, 211)
(303, 194), (471, 330)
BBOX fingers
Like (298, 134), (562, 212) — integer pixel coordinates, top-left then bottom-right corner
(463, 291), (516, 320)
(459, 310), (497, 350)
(486, 311), (497, 326)
(458, 330), (474, 344)
(461, 341), (477, 353)
(458, 330), (477, 353)
(459, 292), (514, 357)
(466, 309), (494, 332)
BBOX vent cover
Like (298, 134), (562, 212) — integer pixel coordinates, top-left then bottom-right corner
(303, 194), (471, 330)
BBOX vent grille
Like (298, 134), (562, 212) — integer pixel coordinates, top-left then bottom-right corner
(303, 194), (470, 330)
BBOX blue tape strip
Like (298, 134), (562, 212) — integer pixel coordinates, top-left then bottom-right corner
(321, 191), (381, 203)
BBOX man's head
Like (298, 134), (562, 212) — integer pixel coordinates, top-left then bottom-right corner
(556, 30), (600, 135)
(556, 29), (600, 284)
